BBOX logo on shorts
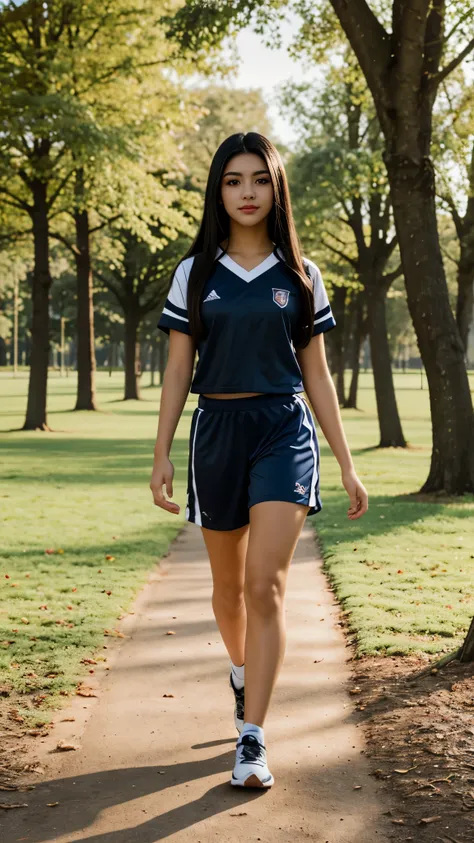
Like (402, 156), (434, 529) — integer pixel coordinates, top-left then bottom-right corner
(272, 288), (290, 308)
(295, 482), (307, 495)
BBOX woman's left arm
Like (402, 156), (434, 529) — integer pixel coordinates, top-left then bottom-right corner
(296, 334), (368, 520)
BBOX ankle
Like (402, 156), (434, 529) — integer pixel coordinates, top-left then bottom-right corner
(231, 661), (245, 688)
(241, 721), (264, 744)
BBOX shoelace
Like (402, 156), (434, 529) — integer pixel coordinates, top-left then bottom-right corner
(238, 736), (265, 766)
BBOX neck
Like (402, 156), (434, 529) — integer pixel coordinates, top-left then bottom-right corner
(222, 221), (274, 256)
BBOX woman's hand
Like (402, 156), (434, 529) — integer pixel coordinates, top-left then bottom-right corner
(150, 456), (180, 515)
(341, 468), (368, 520)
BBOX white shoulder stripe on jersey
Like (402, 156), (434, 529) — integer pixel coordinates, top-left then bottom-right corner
(314, 311), (334, 326)
(161, 307), (189, 323)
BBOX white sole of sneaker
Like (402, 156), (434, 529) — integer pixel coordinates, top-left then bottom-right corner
(230, 772), (274, 788)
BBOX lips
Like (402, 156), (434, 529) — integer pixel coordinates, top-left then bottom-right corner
(239, 205), (258, 210)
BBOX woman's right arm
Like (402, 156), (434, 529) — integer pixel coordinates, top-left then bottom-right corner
(150, 329), (196, 514)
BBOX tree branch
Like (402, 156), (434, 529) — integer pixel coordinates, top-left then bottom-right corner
(321, 236), (359, 269)
(439, 191), (464, 238)
(89, 214), (121, 234)
(423, 0), (445, 81)
(47, 170), (75, 211)
(382, 263), (403, 288)
(440, 243), (459, 268)
(329, 0), (391, 132)
(49, 231), (78, 256)
(432, 36), (474, 87)
(94, 269), (126, 308)
(0, 186), (32, 213)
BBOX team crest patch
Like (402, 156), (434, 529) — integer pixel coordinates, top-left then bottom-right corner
(272, 288), (290, 308)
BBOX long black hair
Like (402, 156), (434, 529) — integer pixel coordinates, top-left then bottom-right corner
(172, 131), (315, 348)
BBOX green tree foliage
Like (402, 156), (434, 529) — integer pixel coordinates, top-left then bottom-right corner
(165, 0), (474, 493)
(434, 72), (474, 353)
(283, 60), (406, 445)
(0, 0), (206, 428)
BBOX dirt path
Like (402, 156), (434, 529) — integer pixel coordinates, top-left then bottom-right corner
(2, 523), (394, 843)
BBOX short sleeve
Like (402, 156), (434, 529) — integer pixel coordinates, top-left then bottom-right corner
(303, 258), (336, 336)
(157, 256), (194, 336)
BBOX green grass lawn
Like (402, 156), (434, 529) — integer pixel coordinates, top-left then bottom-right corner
(316, 370), (474, 657)
(0, 369), (473, 719)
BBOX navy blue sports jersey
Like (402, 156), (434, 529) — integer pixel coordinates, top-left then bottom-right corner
(157, 246), (336, 394)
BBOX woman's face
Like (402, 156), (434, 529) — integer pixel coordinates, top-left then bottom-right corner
(220, 152), (274, 228)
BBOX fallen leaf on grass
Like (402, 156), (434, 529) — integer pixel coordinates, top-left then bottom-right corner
(76, 688), (97, 698)
(81, 659), (97, 665)
(1, 803), (28, 810)
(105, 555), (115, 561)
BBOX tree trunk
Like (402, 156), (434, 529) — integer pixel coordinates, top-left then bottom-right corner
(23, 179), (51, 430)
(140, 341), (149, 374)
(345, 297), (364, 409)
(366, 283), (406, 447)
(158, 333), (166, 385)
(328, 285), (347, 404)
(74, 171), (97, 411)
(459, 616), (474, 663)
(386, 154), (474, 492)
(150, 339), (158, 386)
(124, 309), (141, 400)
(456, 245), (474, 355)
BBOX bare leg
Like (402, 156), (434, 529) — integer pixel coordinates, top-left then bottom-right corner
(243, 501), (309, 726)
(201, 523), (249, 666)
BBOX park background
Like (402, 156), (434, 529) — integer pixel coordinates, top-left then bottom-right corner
(1, 0), (474, 731)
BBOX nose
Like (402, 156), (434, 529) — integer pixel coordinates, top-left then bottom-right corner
(242, 181), (256, 200)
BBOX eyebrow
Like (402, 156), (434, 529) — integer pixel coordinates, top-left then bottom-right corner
(223, 169), (270, 177)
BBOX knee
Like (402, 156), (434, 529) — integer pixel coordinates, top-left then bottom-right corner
(212, 581), (245, 612)
(245, 576), (283, 617)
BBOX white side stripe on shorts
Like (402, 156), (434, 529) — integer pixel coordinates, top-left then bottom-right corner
(191, 408), (204, 526)
(293, 396), (318, 507)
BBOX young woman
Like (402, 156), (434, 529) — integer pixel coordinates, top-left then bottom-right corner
(150, 131), (368, 790)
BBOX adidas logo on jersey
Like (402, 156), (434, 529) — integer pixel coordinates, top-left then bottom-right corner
(203, 290), (221, 302)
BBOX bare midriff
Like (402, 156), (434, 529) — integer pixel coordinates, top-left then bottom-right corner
(201, 392), (265, 399)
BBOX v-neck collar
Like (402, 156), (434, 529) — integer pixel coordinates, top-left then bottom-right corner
(216, 245), (283, 282)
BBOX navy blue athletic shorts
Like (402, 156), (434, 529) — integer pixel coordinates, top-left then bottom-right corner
(185, 392), (322, 531)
